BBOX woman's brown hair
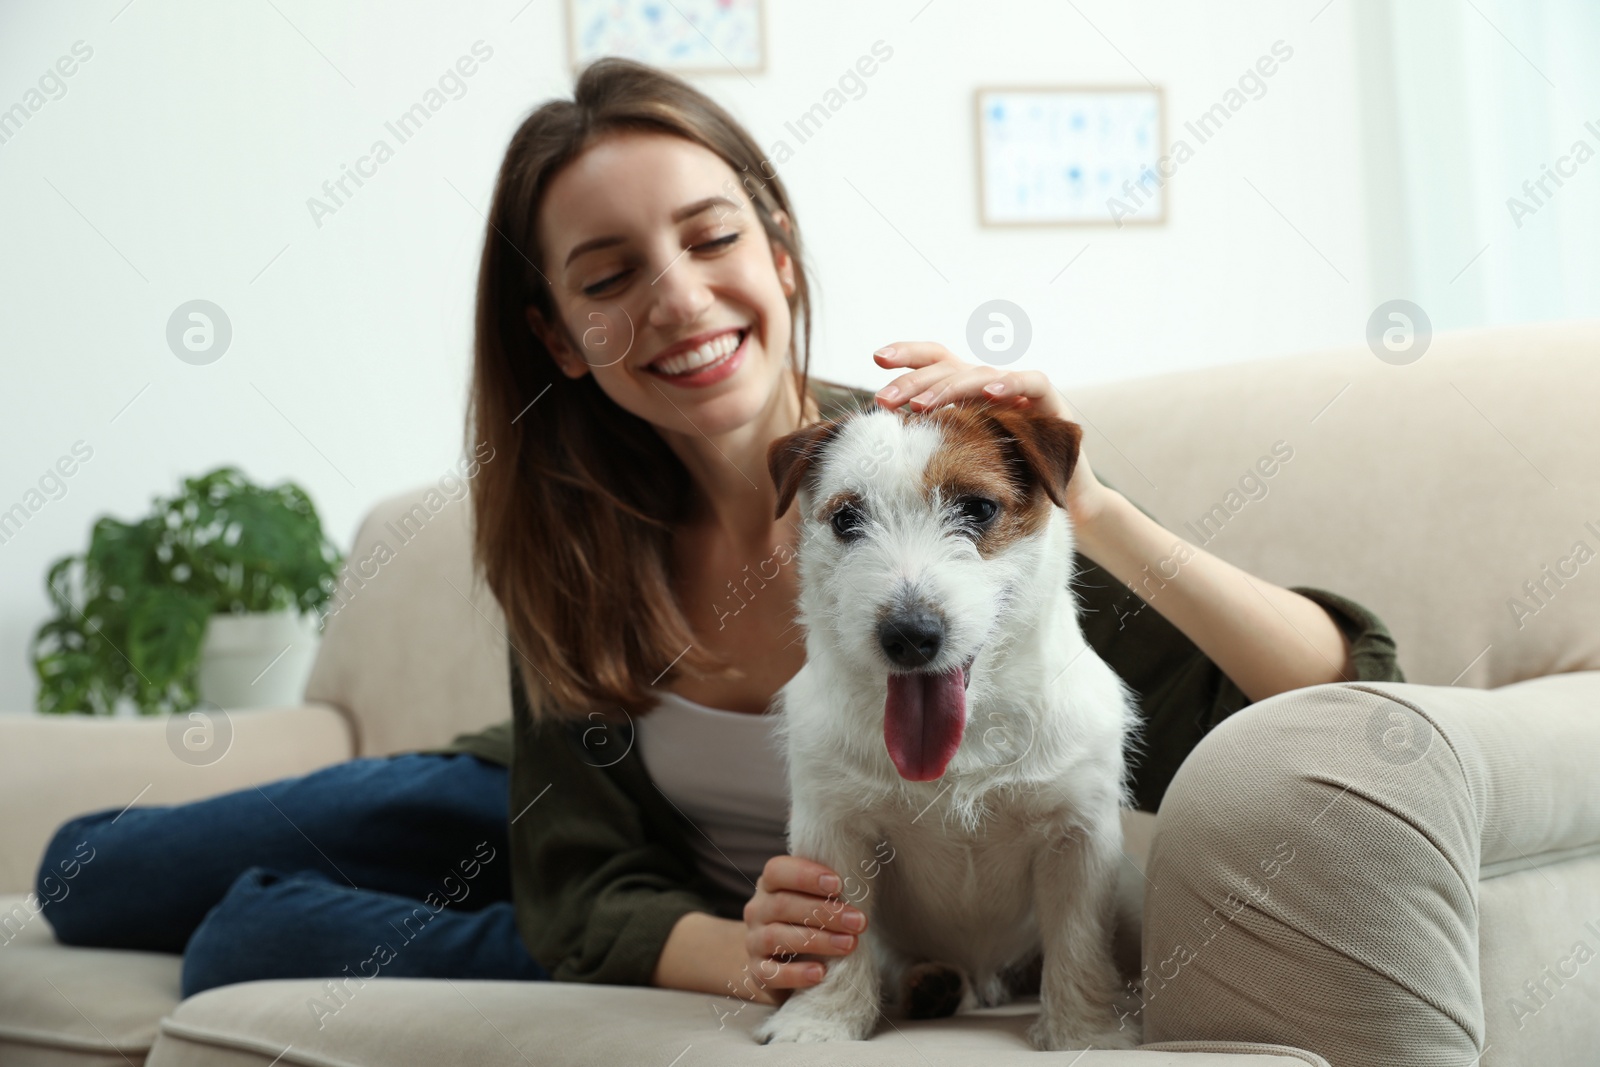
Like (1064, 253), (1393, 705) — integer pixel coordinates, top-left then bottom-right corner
(466, 56), (828, 725)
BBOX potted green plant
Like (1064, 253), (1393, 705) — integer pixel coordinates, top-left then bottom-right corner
(30, 466), (344, 716)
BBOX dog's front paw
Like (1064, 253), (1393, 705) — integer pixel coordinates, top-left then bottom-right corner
(1026, 1010), (1140, 1052)
(754, 992), (877, 1044)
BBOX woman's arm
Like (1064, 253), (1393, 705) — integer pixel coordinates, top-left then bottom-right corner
(1072, 488), (1351, 703)
(653, 912), (757, 997)
(506, 650), (725, 987)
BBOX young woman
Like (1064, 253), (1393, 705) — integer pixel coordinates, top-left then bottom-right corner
(36, 56), (1401, 1017)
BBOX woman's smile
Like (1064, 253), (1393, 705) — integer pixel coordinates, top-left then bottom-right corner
(645, 326), (750, 387)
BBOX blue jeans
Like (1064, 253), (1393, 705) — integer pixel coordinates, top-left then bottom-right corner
(36, 753), (548, 997)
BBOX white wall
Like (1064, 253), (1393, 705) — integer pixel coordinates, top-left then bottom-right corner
(0, 0), (1590, 713)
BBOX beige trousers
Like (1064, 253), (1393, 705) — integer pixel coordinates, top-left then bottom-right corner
(1137, 673), (1600, 1067)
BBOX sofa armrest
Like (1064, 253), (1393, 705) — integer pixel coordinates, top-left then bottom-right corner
(1141, 671), (1600, 1063)
(0, 703), (354, 894)
(1457, 670), (1600, 866)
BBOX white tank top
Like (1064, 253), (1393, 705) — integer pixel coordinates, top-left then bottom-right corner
(636, 688), (791, 902)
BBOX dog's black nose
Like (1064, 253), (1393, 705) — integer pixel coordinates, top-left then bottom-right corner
(878, 610), (945, 669)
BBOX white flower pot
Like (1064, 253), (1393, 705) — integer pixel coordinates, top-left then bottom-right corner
(197, 610), (321, 710)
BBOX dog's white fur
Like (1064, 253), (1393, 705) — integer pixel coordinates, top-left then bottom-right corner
(754, 405), (1141, 1051)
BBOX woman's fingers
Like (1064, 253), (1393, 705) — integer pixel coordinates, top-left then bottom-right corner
(914, 365), (1012, 410)
(872, 342), (964, 408)
(872, 341), (958, 368)
(750, 920), (858, 962)
(872, 343), (1031, 412)
(757, 854), (844, 897)
(747, 953), (828, 992)
(873, 346), (1077, 423)
(749, 889), (866, 936)
(982, 368), (1071, 414)
(874, 364), (960, 409)
(879, 363), (1003, 412)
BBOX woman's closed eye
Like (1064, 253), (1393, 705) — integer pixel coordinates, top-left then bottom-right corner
(582, 270), (629, 298)
(693, 232), (740, 253)
(580, 232), (742, 298)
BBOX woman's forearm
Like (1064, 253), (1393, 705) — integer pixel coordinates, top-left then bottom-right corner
(1073, 490), (1351, 703)
(653, 910), (770, 1001)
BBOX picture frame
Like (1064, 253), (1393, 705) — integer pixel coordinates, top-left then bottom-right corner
(565, 0), (767, 76)
(975, 85), (1168, 227)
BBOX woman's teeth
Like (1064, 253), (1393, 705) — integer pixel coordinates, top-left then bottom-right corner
(652, 330), (743, 377)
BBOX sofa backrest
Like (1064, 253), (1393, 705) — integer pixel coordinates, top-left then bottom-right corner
(308, 321), (1600, 756)
(305, 485), (512, 757)
(1070, 319), (1600, 691)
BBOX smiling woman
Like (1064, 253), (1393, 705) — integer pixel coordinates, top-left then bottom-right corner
(470, 64), (833, 725)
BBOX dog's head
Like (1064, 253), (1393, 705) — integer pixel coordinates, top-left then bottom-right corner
(768, 399), (1083, 782)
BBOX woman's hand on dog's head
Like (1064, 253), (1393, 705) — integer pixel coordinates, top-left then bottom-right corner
(870, 341), (1117, 530)
(741, 854), (868, 1004)
(872, 341), (1073, 420)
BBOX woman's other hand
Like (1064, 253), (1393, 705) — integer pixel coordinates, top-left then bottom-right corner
(871, 342), (1116, 530)
(739, 854), (867, 1005)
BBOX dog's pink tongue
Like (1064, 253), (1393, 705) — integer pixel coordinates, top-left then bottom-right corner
(884, 669), (967, 781)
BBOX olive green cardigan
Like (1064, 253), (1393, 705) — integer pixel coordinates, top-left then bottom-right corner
(418, 380), (1406, 987)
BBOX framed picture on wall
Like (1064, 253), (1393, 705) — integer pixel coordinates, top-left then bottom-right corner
(565, 0), (766, 75)
(975, 86), (1167, 226)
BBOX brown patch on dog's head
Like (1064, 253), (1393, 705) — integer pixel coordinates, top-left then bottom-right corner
(768, 418), (845, 520)
(917, 402), (1082, 558)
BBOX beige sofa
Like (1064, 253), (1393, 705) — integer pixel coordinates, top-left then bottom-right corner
(1, 321), (1596, 1066)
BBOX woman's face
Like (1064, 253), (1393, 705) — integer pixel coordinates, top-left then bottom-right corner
(532, 131), (797, 437)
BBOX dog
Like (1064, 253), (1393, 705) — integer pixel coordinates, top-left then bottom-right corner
(753, 397), (1141, 1051)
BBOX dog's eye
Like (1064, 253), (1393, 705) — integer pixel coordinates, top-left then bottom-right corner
(830, 503), (866, 540)
(956, 496), (999, 527)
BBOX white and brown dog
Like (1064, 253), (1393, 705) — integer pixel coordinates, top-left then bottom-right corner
(755, 398), (1141, 1051)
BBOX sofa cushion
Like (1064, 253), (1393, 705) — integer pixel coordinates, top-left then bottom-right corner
(149, 978), (1328, 1066)
(0, 893), (180, 1066)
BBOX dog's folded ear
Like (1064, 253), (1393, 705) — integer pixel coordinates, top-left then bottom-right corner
(986, 407), (1084, 511)
(768, 419), (843, 519)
